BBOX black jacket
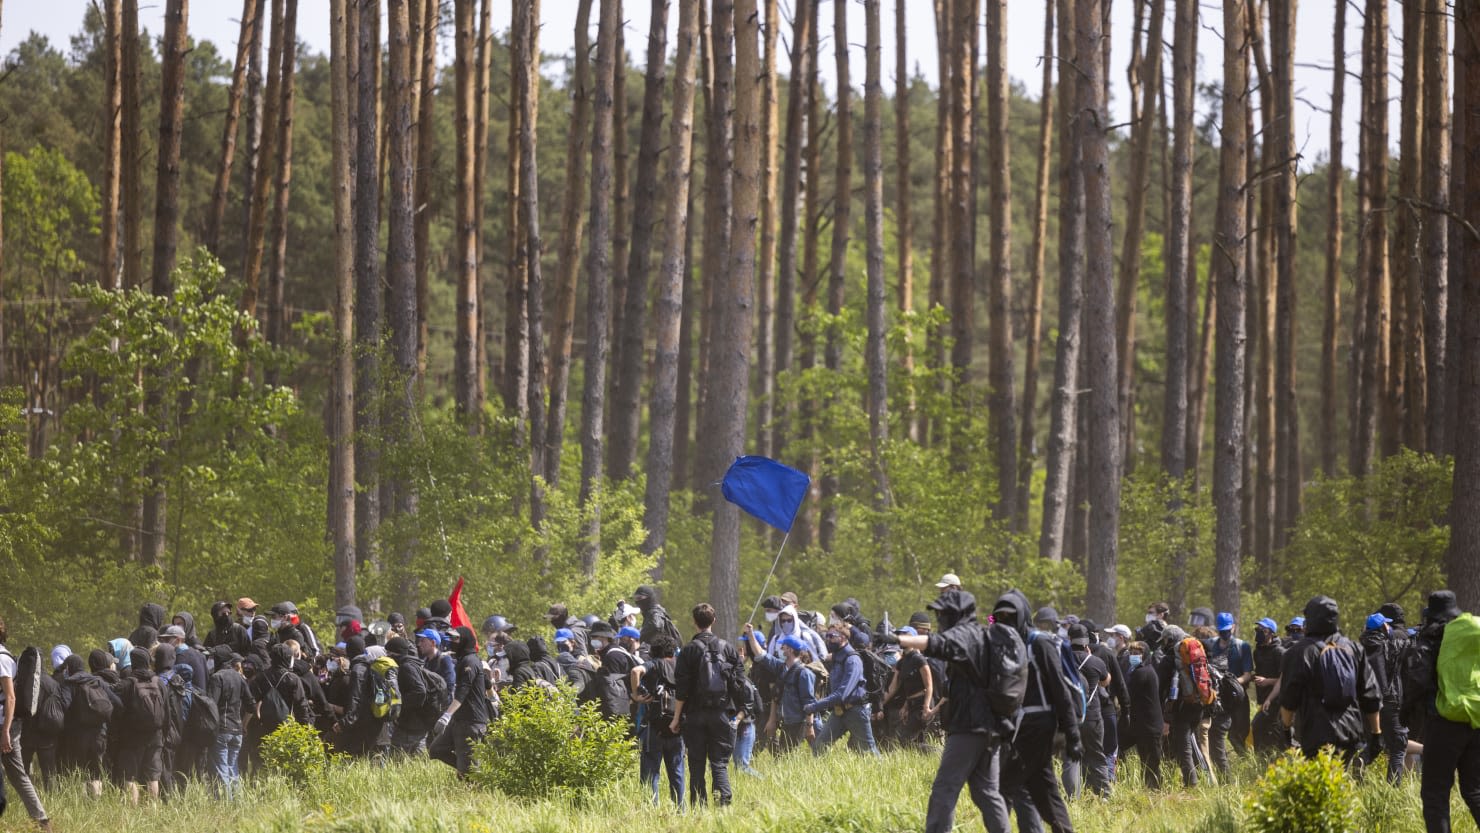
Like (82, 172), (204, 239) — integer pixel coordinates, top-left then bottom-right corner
(294, 658), (330, 724)
(527, 638), (561, 684)
(1277, 597), (1382, 751)
(1093, 642), (1130, 717)
(1124, 661), (1163, 743)
(391, 652), (434, 734)
(205, 617), (253, 658)
(129, 603), (166, 649)
(998, 589), (1081, 740)
(1253, 635), (1287, 705)
(340, 656), (381, 734)
(451, 652), (490, 726)
(674, 631), (741, 711)
(1360, 626), (1405, 707)
(922, 591), (996, 735)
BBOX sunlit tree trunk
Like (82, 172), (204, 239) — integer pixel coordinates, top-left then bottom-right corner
(1321, 0), (1344, 476)
(694, 0), (734, 496)
(329, 0), (357, 610)
(864, 0), (891, 551)
(771, 0), (812, 462)
(1270, 0), (1299, 551)
(1017, 0), (1054, 531)
(266, 0), (299, 361)
(1163, 0), (1194, 480)
(895, 0), (918, 444)
(819, 0), (851, 553)
(927, 0), (952, 448)
(205, 0), (260, 256)
(241, 0), (284, 323)
(1421, 0), (1449, 455)
(101, 0), (123, 290)
(1450, 0), (1480, 613)
(519, 0), (548, 536)
(1393, 0), (1423, 452)
(985, 0), (1016, 522)
(753, 0), (778, 459)
(354, 0), (383, 574)
(454, 0), (480, 420)
(413, 0), (436, 375)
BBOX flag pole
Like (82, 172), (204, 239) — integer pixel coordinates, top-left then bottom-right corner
(746, 529), (792, 627)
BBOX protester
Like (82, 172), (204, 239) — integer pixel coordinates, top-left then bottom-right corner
(671, 603), (740, 807)
(805, 622), (879, 757)
(0, 615), (52, 829)
(430, 627), (490, 778)
(1278, 596), (1382, 762)
(1206, 612), (1253, 773)
(631, 634), (685, 806)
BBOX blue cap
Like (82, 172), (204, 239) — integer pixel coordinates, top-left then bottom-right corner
(414, 629), (441, 644)
(1216, 612), (1236, 631)
(778, 635), (806, 652)
(554, 628), (574, 642)
(739, 630), (766, 647)
(617, 626), (641, 640)
(893, 626), (917, 636)
(1257, 618), (1279, 633)
(1366, 612), (1393, 631)
(1288, 616), (1305, 628)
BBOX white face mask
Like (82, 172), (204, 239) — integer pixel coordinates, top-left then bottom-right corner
(1145, 613), (1158, 623)
(270, 618), (284, 630)
(1057, 626), (1069, 640)
(780, 620), (794, 634)
(1106, 636), (1120, 651)
(241, 612), (255, 626)
(590, 639), (605, 651)
(765, 611), (780, 623)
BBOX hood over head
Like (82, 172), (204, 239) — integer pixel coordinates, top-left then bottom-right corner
(527, 635), (551, 662)
(1303, 596), (1341, 638)
(110, 638), (134, 668)
(173, 612), (198, 643)
(129, 647), (154, 675)
(153, 644), (176, 672)
(927, 589), (978, 632)
(269, 643), (294, 669)
(345, 635), (367, 659)
(1161, 625), (1188, 648)
(504, 640), (530, 668)
(62, 653), (87, 676)
(633, 584), (659, 610)
(138, 603), (166, 631)
(992, 589), (1033, 638)
(87, 649), (114, 673)
(429, 599), (453, 619)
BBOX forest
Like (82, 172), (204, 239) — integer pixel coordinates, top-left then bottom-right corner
(0, 0), (1475, 651)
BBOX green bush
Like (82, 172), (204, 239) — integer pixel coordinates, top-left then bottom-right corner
(261, 720), (344, 785)
(1247, 749), (1359, 833)
(470, 681), (635, 802)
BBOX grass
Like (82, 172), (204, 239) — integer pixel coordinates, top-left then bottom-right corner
(3, 746), (1474, 833)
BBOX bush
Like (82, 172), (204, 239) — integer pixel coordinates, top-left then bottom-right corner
(469, 681), (635, 802)
(1247, 749), (1359, 833)
(261, 719), (344, 784)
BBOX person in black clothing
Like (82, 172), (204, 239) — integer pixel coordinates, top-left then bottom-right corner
(1277, 595), (1381, 762)
(1156, 624), (1203, 787)
(1361, 610), (1410, 783)
(129, 604), (166, 651)
(1407, 590), (1480, 833)
(881, 625), (934, 750)
(635, 585), (679, 650)
(172, 612), (202, 649)
(245, 643), (308, 773)
(430, 627), (490, 777)
(1068, 624), (1112, 797)
(162, 625), (208, 695)
(334, 636), (383, 758)
(631, 634), (686, 806)
(1251, 617), (1291, 754)
(671, 603), (741, 807)
(115, 647), (167, 804)
(387, 636), (433, 753)
(207, 647), (252, 797)
(21, 651), (64, 791)
(204, 602), (252, 659)
(1121, 640), (1162, 789)
(505, 640), (542, 691)
(995, 591), (1079, 833)
(59, 652), (121, 799)
(544, 604), (589, 658)
(895, 590), (1011, 833)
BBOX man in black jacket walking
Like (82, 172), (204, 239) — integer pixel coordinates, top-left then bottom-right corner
(1278, 596), (1382, 762)
(430, 627), (490, 777)
(670, 603), (740, 807)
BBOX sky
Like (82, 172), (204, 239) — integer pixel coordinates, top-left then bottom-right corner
(0, 1), (1407, 172)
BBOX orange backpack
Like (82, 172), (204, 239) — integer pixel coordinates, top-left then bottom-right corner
(1178, 637), (1217, 706)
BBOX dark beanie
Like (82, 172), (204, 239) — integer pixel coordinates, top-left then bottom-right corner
(129, 647), (153, 672)
(429, 599), (453, 618)
(88, 649), (113, 673)
(385, 636), (412, 656)
(346, 635), (367, 658)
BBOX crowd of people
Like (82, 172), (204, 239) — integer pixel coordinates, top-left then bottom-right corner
(0, 577), (1477, 833)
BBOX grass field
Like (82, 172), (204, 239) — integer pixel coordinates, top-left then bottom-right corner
(3, 746), (1474, 833)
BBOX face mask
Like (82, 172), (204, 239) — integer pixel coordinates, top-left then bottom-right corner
(241, 612), (255, 625)
(1128, 654), (1143, 668)
(765, 611), (780, 623)
(1145, 613), (1158, 623)
(1219, 629), (1233, 640)
(271, 618), (284, 630)
(1105, 636), (1120, 651)
(1057, 627), (1069, 640)
(590, 639), (605, 651)
(780, 620), (794, 634)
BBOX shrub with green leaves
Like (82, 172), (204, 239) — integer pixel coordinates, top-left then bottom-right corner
(261, 719), (344, 784)
(470, 681), (635, 802)
(1247, 749), (1359, 833)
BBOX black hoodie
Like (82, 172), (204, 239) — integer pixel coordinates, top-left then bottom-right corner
(1277, 596), (1381, 751)
(129, 603), (166, 648)
(173, 611), (201, 647)
(921, 590), (998, 735)
(635, 585), (678, 647)
(995, 589), (1081, 740)
(505, 641), (540, 690)
(527, 636), (561, 683)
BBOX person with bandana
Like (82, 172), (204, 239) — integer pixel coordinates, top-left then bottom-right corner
(766, 603), (828, 665)
(1251, 617), (1292, 753)
(804, 622), (879, 756)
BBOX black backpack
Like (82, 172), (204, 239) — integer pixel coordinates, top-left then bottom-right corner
(163, 674), (194, 747)
(258, 675), (292, 729)
(184, 687), (220, 746)
(419, 663), (451, 718)
(128, 676), (168, 731)
(4, 646), (42, 719)
(858, 648), (890, 709)
(1400, 627), (1444, 722)
(698, 640), (734, 709)
(68, 676), (115, 728)
(983, 622), (1029, 729)
(1317, 635), (1359, 712)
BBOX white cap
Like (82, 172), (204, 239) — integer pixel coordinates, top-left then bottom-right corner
(1108, 624), (1133, 640)
(935, 572), (962, 589)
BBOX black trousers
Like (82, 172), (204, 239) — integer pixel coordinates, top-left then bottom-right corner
(1168, 702), (1203, 787)
(1135, 730), (1163, 789)
(1003, 714), (1074, 833)
(680, 708), (735, 807)
(1421, 716), (1480, 833)
(925, 733), (1010, 833)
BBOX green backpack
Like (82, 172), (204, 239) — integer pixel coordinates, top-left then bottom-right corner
(1436, 613), (1480, 729)
(369, 656), (403, 721)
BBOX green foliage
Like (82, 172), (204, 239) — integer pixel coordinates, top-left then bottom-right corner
(1247, 749), (1359, 833)
(1118, 469), (1215, 620)
(470, 681), (635, 802)
(260, 720), (346, 785)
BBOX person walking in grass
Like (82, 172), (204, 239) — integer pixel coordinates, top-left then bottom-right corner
(631, 634), (686, 806)
(430, 627), (491, 779)
(671, 603), (741, 807)
(804, 622), (880, 757)
(0, 614), (52, 829)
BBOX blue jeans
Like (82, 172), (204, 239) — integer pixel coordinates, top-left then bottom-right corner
(812, 703), (879, 756)
(733, 720), (760, 773)
(212, 732), (243, 798)
(639, 724), (686, 806)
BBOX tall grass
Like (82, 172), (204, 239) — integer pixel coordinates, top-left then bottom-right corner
(5, 747), (1470, 833)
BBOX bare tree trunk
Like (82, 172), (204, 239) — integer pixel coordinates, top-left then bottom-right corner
(1422, 0), (1449, 454)
(1445, 0), (1465, 460)
(948, 0), (977, 410)
(1270, 0), (1299, 551)
(753, 0), (779, 459)
(1394, 0), (1424, 452)
(240, 0), (266, 275)
(330, 0), (357, 610)
(611, 0), (672, 480)
(709, 0), (760, 640)
(985, 0), (1016, 522)
(1356, 0), (1390, 473)
(1321, 0), (1344, 476)
(503, 1), (530, 440)
(266, 0), (299, 361)
(473, 0), (492, 411)
(354, 0), (382, 574)
(101, 0), (122, 290)
(1189, 235), (1215, 483)
(545, 0), (594, 488)
(864, 0), (891, 551)
(794, 15), (821, 547)
(1212, 0), (1249, 619)
(1451, 0), (1480, 612)
(1247, 3), (1274, 570)
(1040, 0), (1082, 562)
(205, 0), (260, 255)
(696, 0), (735, 498)
(122, 0), (143, 294)
(414, 0), (437, 375)
(580, 0), (620, 579)
(455, 0), (481, 419)
(520, 0), (549, 536)
(927, 0), (951, 448)
(771, 0), (812, 462)
(242, 0), (284, 324)
(673, 181), (698, 495)
(819, 0), (852, 553)
(642, 0), (700, 561)
(895, 0), (917, 444)
(1017, 0), (1053, 530)
(1114, 0), (1165, 476)
(609, 17), (630, 443)
(1163, 0), (1195, 479)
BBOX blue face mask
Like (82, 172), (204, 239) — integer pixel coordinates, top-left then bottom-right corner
(1128, 654), (1143, 668)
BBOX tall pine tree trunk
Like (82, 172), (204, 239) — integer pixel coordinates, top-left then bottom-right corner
(771, 0), (812, 462)
(266, 0), (298, 361)
(205, 0), (260, 256)
(1270, 0), (1299, 553)
(520, 0), (549, 536)
(864, 0), (891, 549)
(354, 0), (382, 574)
(101, 0), (122, 290)
(454, 0), (481, 419)
(413, 0), (437, 374)
(1163, 0), (1195, 479)
(329, 0), (357, 609)
(1394, 0), (1424, 451)
(1355, 0), (1390, 473)
(948, 0), (976, 413)
(927, 0), (951, 448)
(1321, 0), (1344, 476)
(1450, 0), (1480, 612)
(895, 0), (917, 443)
(1421, 0), (1449, 455)
(241, 0), (284, 323)
(819, 0), (852, 553)
(753, 0), (779, 459)
(1018, 0), (1053, 531)
(503, 1), (530, 442)
(985, 0), (1016, 521)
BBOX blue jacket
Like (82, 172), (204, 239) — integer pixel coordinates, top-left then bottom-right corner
(809, 643), (864, 712)
(753, 654), (816, 724)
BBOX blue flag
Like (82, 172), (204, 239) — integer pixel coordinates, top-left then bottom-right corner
(720, 456), (811, 533)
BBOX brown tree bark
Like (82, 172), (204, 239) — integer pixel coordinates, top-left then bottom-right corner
(205, 0), (260, 256)
(454, 0), (481, 419)
(1355, 0), (1390, 474)
(611, 0), (672, 480)
(793, 14), (821, 547)
(1450, 0), (1480, 612)
(240, 0), (266, 274)
(770, 0), (812, 462)
(241, 0), (284, 323)
(709, 0), (760, 639)
(895, 0), (917, 444)
(1213, 0), (1249, 619)
(503, 0), (531, 442)
(520, 0), (549, 536)
(101, 0), (122, 290)
(1040, 0), (1082, 562)
(642, 0), (701, 561)
(581, 0), (620, 578)
(1248, 3), (1274, 567)
(266, 0), (298, 357)
(1445, 0), (1465, 460)
(413, 0), (437, 375)
(1017, 0), (1053, 530)
(753, 0), (779, 459)
(122, 0), (143, 293)
(1162, 0), (1195, 479)
(329, 0), (357, 610)
(1422, 0), (1449, 455)
(948, 0), (976, 406)
(1394, 0), (1424, 452)
(819, 0), (852, 553)
(545, 0), (594, 488)
(864, 0), (891, 549)
(673, 181), (698, 495)
(985, 0), (1016, 522)
(927, 0), (952, 447)
(1321, 0), (1344, 476)
(473, 0), (492, 410)
(1270, 0), (1299, 551)
(354, 0), (383, 573)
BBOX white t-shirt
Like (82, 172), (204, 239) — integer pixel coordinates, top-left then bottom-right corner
(0, 646), (15, 720)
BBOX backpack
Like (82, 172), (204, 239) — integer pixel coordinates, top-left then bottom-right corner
(419, 663), (451, 718)
(4, 646), (42, 719)
(653, 608), (683, 648)
(984, 622), (1029, 726)
(805, 658), (831, 699)
(1177, 637), (1218, 707)
(163, 674), (193, 747)
(258, 675), (292, 728)
(731, 672), (762, 719)
(1400, 627), (1444, 722)
(128, 676), (168, 731)
(1030, 631), (1089, 722)
(1435, 613), (1480, 728)
(1317, 635), (1359, 712)
(34, 676), (65, 734)
(858, 648), (890, 709)
(369, 656), (402, 721)
(69, 676), (115, 728)
(699, 640), (734, 709)
(184, 687), (220, 745)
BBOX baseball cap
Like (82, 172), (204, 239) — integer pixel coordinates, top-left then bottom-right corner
(617, 626), (641, 640)
(1365, 612), (1393, 631)
(892, 625), (917, 637)
(1108, 624), (1133, 641)
(554, 628), (574, 642)
(1034, 606), (1060, 625)
(1256, 617), (1279, 633)
(545, 604), (568, 620)
(1288, 616), (1305, 629)
(1216, 612), (1236, 631)
(236, 597), (258, 611)
(162, 625), (187, 640)
(778, 635), (806, 652)
(414, 628), (441, 644)
(935, 572), (962, 589)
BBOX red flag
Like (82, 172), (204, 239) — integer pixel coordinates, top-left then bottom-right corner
(449, 577), (478, 650)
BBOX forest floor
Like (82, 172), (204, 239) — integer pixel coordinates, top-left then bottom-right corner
(3, 746), (1469, 833)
